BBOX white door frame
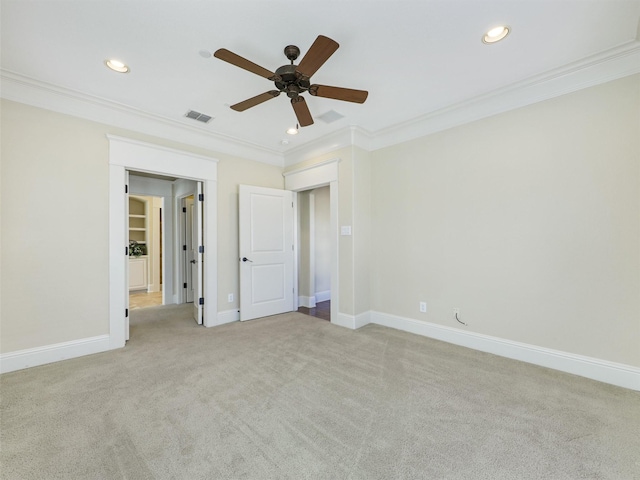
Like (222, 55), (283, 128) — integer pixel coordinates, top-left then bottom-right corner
(193, 182), (204, 325)
(283, 158), (340, 326)
(108, 135), (218, 349)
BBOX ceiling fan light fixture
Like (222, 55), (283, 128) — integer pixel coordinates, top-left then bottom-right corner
(105, 59), (130, 73)
(286, 125), (299, 135)
(482, 25), (510, 44)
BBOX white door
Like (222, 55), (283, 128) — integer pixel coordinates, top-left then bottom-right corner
(125, 171), (130, 341)
(192, 183), (204, 324)
(239, 185), (294, 321)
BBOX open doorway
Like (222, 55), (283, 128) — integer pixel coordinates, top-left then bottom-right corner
(296, 186), (331, 321)
(128, 194), (163, 310)
(123, 169), (204, 339)
(108, 135), (218, 349)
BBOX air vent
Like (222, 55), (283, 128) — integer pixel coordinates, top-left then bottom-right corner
(317, 109), (344, 124)
(185, 110), (213, 123)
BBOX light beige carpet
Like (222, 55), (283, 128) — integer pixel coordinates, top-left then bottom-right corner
(1, 304), (639, 479)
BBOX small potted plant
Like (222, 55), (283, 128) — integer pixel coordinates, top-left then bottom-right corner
(129, 240), (146, 257)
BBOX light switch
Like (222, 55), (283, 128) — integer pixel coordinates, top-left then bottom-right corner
(341, 226), (352, 236)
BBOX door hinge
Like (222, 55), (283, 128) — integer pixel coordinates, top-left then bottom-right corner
(125, 185), (129, 194)
(183, 282), (187, 289)
(292, 202), (294, 208)
(199, 297), (204, 305)
(199, 245), (204, 253)
(125, 246), (128, 256)
(125, 308), (129, 317)
(183, 245), (187, 251)
(183, 207), (187, 213)
(198, 193), (204, 202)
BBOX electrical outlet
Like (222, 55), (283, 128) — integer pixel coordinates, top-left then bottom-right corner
(453, 308), (460, 317)
(419, 302), (427, 313)
(228, 293), (234, 303)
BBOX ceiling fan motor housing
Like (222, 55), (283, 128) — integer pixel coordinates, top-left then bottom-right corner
(284, 45), (300, 61)
(274, 64), (310, 98)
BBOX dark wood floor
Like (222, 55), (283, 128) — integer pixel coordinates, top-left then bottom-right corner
(297, 300), (330, 321)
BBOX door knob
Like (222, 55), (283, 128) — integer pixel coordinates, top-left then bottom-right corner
(190, 259), (197, 264)
(242, 257), (253, 262)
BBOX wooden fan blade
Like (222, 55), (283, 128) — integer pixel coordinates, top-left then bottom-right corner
(231, 91), (281, 112)
(214, 48), (277, 80)
(296, 35), (339, 79)
(309, 85), (368, 104)
(291, 96), (314, 126)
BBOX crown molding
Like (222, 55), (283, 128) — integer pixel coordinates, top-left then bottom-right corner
(284, 40), (640, 163)
(3, 40), (639, 169)
(368, 40), (640, 151)
(0, 70), (285, 167)
(283, 125), (373, 166)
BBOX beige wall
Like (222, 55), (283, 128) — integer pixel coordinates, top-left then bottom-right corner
(297, 191), (312, 297)
(371, 75), (640, 366)
(0, 99), (283, 353)
(313, 186), (331, 295)
(215, 154), (284, 311)
(1, 100), (111, 351)
(353, 147), (372, 316)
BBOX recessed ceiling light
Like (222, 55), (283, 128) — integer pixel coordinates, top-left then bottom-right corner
(482, 25), (510, 44)
(105, 59), (129, 73)
(280, 140), (290, 145)
(286, 126), (299, 135)
(198, 50), (212, 58)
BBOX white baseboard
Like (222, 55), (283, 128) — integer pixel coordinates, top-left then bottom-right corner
(332, 313), (355, 329)
(332, 311), (371, 330)
(298, 296), (316, 308)
(0, 335), (111, 374)
(213, 309), (239, 327)
(315, 290), (331, 303)
(355, 311), (371, 329)
(368, 311), (640, 391)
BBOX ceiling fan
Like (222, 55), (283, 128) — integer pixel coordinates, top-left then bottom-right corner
(213, 35), (368, 127)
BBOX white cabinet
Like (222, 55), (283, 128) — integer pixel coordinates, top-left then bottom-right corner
(129, 256), (148, 291)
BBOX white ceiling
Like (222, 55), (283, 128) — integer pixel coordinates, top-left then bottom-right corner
(2, 0), (639, 163)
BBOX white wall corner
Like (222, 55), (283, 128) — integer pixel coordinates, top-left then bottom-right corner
(332, 313), (356, 329)
(214, 309), (240, 327)
(315, 290), (331, 303)
(332, 311), (371, 330)
(283, 128), (358, 167)
(0, 335), (111, 374)
(350, 125), (374, 152)
(298, 296), (317, 308)
(354, 311), (372, 329)
(369, 311), (640, 392)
